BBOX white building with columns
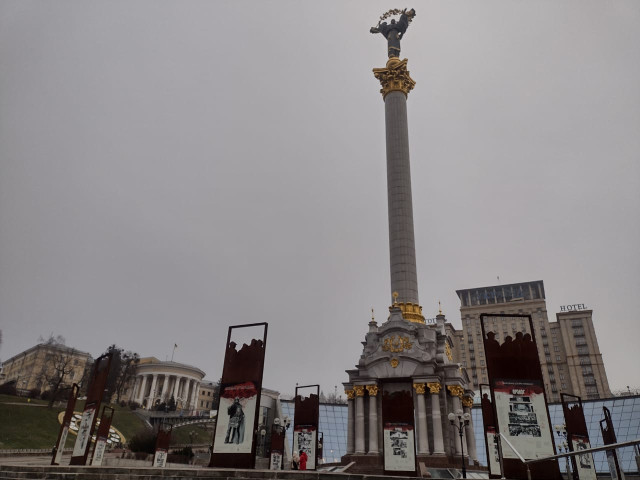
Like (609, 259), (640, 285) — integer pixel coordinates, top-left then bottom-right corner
(128, 357), (206, 412)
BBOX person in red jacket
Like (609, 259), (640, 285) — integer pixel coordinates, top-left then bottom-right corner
(299, 450), (308, 470)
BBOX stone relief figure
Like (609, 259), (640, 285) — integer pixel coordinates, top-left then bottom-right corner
(370, 8), (416, 58)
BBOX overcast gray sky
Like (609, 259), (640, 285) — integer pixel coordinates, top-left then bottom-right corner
(1, 1), (639, 397)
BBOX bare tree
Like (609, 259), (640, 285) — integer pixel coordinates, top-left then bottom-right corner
(38, 346), (78, 408)
(103, 345), (139, 404)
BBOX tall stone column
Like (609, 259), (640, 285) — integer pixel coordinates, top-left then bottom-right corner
(447, 386), (466, 457)
(463, 397), (478, 463)
(148, 374), (158, 408)
(345, 389), (355, 454)
(172, 375), (180, 401)
(427, 382), (445, 454)
(366, 385), (379, 454)
(185, 379), (194, 411)
(137, 375), (148, 404)
(373, 58), (418, 307)
(413, 383), (429, 454)
(192, 381), (201, 410)
(354, 386), (366, 454)
(160, 375), (169, 401)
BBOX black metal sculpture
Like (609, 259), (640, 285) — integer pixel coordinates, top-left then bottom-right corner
(370, 8), (416, 58)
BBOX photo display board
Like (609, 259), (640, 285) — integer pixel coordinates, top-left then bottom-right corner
(209, 323), (268, 469)
(381, 382), (416, 476)
(153, 425), (172, 468)
(70, 353), (112, 465)
(292, 384), (320, 470)
(562, 393), (597, 480)
(480, 314), (561, 480)
(480, 384), (502, 478)
(90, 406), (114, 466)
(52, 383), (79, 465)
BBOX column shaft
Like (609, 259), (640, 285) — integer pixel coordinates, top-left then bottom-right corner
(452, 396), (464, 456)
(385, 90), (419, 304)
(464, 406), (478, 463)
(355, 395), (366, 453)
(137, 375), (147, 404)
(368, 394), (379, 454)
(347, 399), (355, 454)
(148, 374), (158, 407)
(431, 390), (445, 454)
(160, 375), (169, 401)
(416, 391), (429, 454)
(172, 376), (180, 401)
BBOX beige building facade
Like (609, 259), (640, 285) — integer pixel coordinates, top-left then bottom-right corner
(1, 343), (92, 394)
(453, 280), (611, 402)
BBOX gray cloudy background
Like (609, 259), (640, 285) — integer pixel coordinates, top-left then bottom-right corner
(1, 1), (639, 396)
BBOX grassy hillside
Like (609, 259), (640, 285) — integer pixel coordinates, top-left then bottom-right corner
(0, 394), (148, 449)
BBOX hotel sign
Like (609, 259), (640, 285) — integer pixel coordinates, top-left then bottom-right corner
(560, 304), (587, 312)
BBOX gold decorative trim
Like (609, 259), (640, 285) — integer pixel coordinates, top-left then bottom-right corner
(366, 385), (379, 396)
(461, 396), (474, 408)
(389, 301), (425, 323)
(345, 389), (355, 400)
(426, 382), (441, 394)
(413, 383), (426, 395)
(445, 343), (453, 361)
(353, 385), (366, 397)
(390, 358), (399, 368)
(382, 335), (412, 353)
(373, 58), (416, 99)
(447, 385), (465, 398)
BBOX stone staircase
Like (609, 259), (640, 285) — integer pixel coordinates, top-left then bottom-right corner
(0, 466), (424, 480)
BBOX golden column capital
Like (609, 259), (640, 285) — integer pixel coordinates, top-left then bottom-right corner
(447, 385), (465, 398)
(366, 385), (379, 397)
(426, 382), (442, 394)
(461, 396), (474, 408)
(373, 58), (416, 100)
(413, 383), (426, 395)
(345, 389), (355, 400)
(353, 385), (366, 397)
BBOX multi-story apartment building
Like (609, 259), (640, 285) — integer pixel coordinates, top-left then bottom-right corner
(1, 343), (93, 395)
(452, 280), (611, 402)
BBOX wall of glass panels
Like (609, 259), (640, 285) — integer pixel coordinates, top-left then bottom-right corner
(281, 400), (348, 464)
(467, 395), (640, 474)
(282, 395), (640, 473)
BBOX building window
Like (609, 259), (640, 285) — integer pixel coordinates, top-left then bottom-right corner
(544, 347), (550, 354)
(556, 355), (561, 362)
(561, 383), (567, 389)
(545, 355), (552, 363)
(575, 338), (587, 346)
(582, 366), (593, 375)
(554, 346), (560, 352)
(577, 345), (589, 355)
(579, 357), (591, 365)
(571, 319), (583, 327)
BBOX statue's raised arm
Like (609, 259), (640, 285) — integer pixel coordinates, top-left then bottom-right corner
(370, 8), (416, 58)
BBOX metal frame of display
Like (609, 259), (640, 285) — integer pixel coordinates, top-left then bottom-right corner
(209, 322), (268, 469)
(480, 313), (561, 480)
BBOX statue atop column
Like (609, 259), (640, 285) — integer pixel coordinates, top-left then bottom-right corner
(370, 8), (416, 58)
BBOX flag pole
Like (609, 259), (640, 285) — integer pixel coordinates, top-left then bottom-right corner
(171, 344), (177, 362)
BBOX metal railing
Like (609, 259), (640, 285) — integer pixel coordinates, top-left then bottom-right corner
(497, 434), (640, 480)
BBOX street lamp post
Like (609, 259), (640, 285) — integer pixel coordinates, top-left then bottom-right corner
(555, 424), (573, 480)
(448, 409), (471, 479)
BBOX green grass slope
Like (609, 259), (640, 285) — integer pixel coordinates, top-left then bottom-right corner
(0, 394), (147, 449)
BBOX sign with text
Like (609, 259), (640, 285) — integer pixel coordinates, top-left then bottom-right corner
(52, 383), (79, 465)
(70, 352), (112, 465)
